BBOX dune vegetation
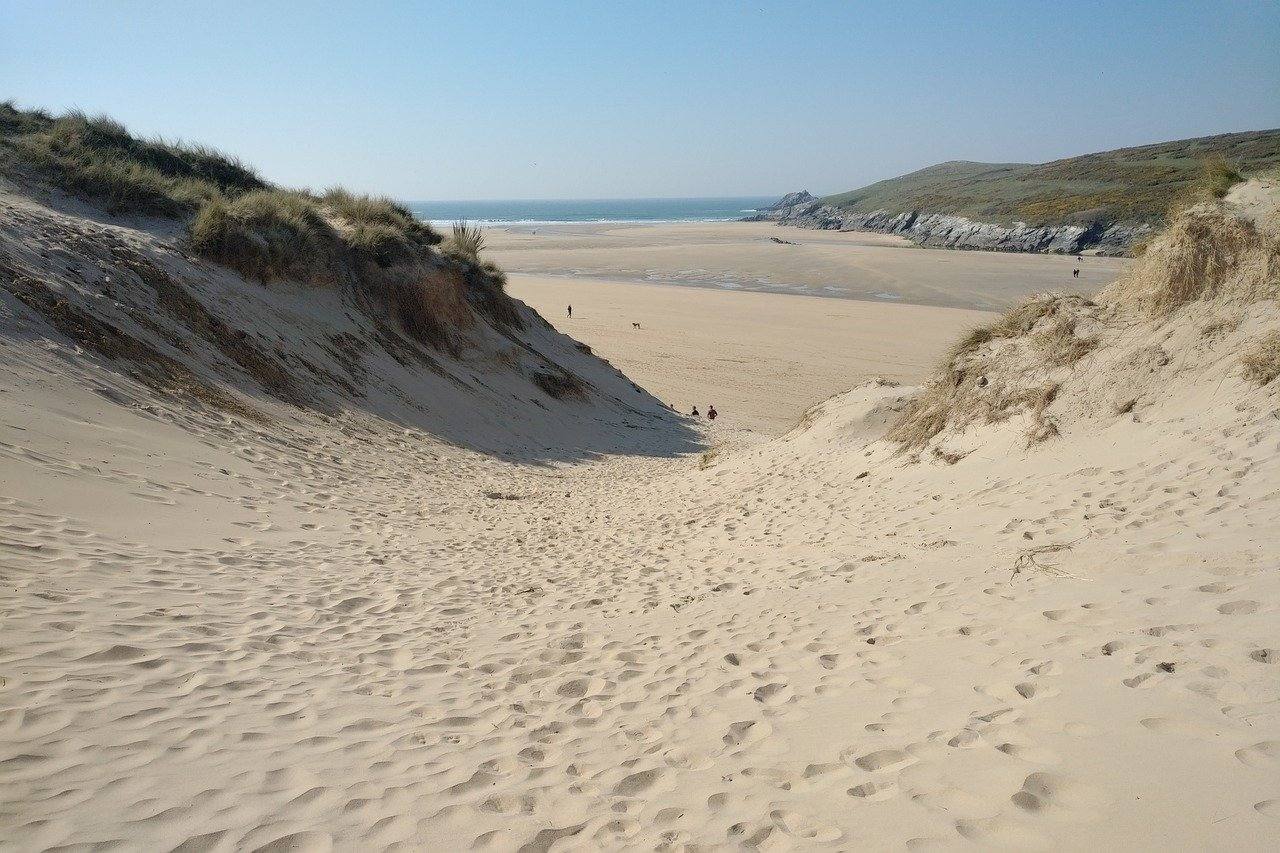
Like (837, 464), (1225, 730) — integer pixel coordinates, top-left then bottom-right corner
(0, 102), (521, 347)
(0, 102), (264, 215)
(1240, 331), (1280, 385)
(889, 177), (1279, 453)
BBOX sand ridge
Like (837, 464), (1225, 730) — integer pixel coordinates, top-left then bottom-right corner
(2, 186), (1278, 851)
(3, 358), (1279, 851)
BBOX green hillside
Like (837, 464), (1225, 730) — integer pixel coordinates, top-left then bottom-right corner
(822, 129), (1280, 227)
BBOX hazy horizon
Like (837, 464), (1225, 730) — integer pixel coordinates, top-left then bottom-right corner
(4, 0), (1278, 201)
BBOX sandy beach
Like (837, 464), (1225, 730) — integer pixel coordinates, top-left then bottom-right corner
(3, 180), (1278, 852)
(488, 221), (1130, 311)
(5, 3), (1278, 847)
(499, 220), (1128, 433)
(507, 274), (994, 433)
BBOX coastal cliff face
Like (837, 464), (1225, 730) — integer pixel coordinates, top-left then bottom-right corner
(747, 192), (1150, 255)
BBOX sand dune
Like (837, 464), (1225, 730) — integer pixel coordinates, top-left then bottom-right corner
(2, 182), (1279, 852)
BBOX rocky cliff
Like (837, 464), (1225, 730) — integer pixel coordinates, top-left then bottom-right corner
(747, 192), (1150, 255)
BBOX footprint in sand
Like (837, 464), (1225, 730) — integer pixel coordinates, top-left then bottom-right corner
(1139, 717), (1217, 739)
(997, 741), (1060, 764)
(850, 747), (916, 772)
(1217, 599), (1259, 615)
(1234, 740), (1280, 767)
(769, 808), (842, 843)
(752, 682), (794, 706)
(956, 813), (1052, 850)
(723, 719), (772, 750)
(1011, 771), (1106, 815)
(849, 779), (899, 801)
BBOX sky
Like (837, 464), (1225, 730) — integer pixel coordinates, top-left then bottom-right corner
(3, 1), (1278, 200)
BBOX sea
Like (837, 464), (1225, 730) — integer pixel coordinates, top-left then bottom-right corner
(407, 197), (775, 226)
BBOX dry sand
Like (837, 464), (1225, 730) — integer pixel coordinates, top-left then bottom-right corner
(3, 193), (1278, 852)
(487, 221), (1130, 311)
(498, 219), (1127, 434)
(506, 274), (993, 434)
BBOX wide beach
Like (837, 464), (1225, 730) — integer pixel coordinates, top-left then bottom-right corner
(497, 221), (1128, 433)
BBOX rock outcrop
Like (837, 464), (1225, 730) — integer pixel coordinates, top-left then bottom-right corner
(747, 193), (1151, 256)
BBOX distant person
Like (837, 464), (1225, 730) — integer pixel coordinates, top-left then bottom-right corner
(691, 406), (700, 417)
(567, 304), (572, 318)
(1073, 268), (1080, 278)
(708, 405), (718, 421)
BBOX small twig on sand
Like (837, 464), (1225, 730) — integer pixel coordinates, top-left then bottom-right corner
(1012, 535), (1091, 580)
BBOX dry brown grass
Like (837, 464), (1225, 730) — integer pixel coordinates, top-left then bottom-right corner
(532, 370), (588, 400)
(888, 295), (1088, 451)
(891, 181), (1279, 455)
(1167, 156), (1243, 215)
(1101, 207), (1278, 316)
(1241, 331), (1280, 385)
(885, 382), (952, 449)
(947, 296), (1057, 362)
(1012, 540), (1087, 579)
(1031, 318), (1099, 366)
(448, 255), (523, 330)
(363, 263), (472, 352)
(1201, 314), (1242, 338)
(931, 447), (969, 465)
(324, 188), (441, 266)
(1022, 382), (1062, 445)
(4, 103), (524, 352)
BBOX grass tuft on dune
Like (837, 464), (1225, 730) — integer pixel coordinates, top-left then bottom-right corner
(1241, 331), (1280, 386)
(1, 103), (263, 216)
(889, 178), (1280, 454)
(1, 101), (522, 346)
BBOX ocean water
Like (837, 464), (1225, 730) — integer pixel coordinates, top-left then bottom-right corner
(408, 197), (775, 226)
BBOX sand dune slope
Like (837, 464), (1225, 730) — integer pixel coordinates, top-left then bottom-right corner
(2, 184), (1279, 851)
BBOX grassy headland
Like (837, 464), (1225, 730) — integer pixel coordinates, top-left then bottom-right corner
(822, 129), (1280, 228)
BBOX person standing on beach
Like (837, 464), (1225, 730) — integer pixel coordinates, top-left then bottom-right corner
(567, 304), (572, 318)
(708, 405), (717, 421)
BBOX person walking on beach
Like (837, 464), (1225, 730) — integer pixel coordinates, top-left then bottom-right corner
(708, 405), (717, 421)
(567, 304), (572, 318)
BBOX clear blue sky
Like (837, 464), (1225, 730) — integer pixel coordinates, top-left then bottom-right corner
(4, 1), (1277, 200)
